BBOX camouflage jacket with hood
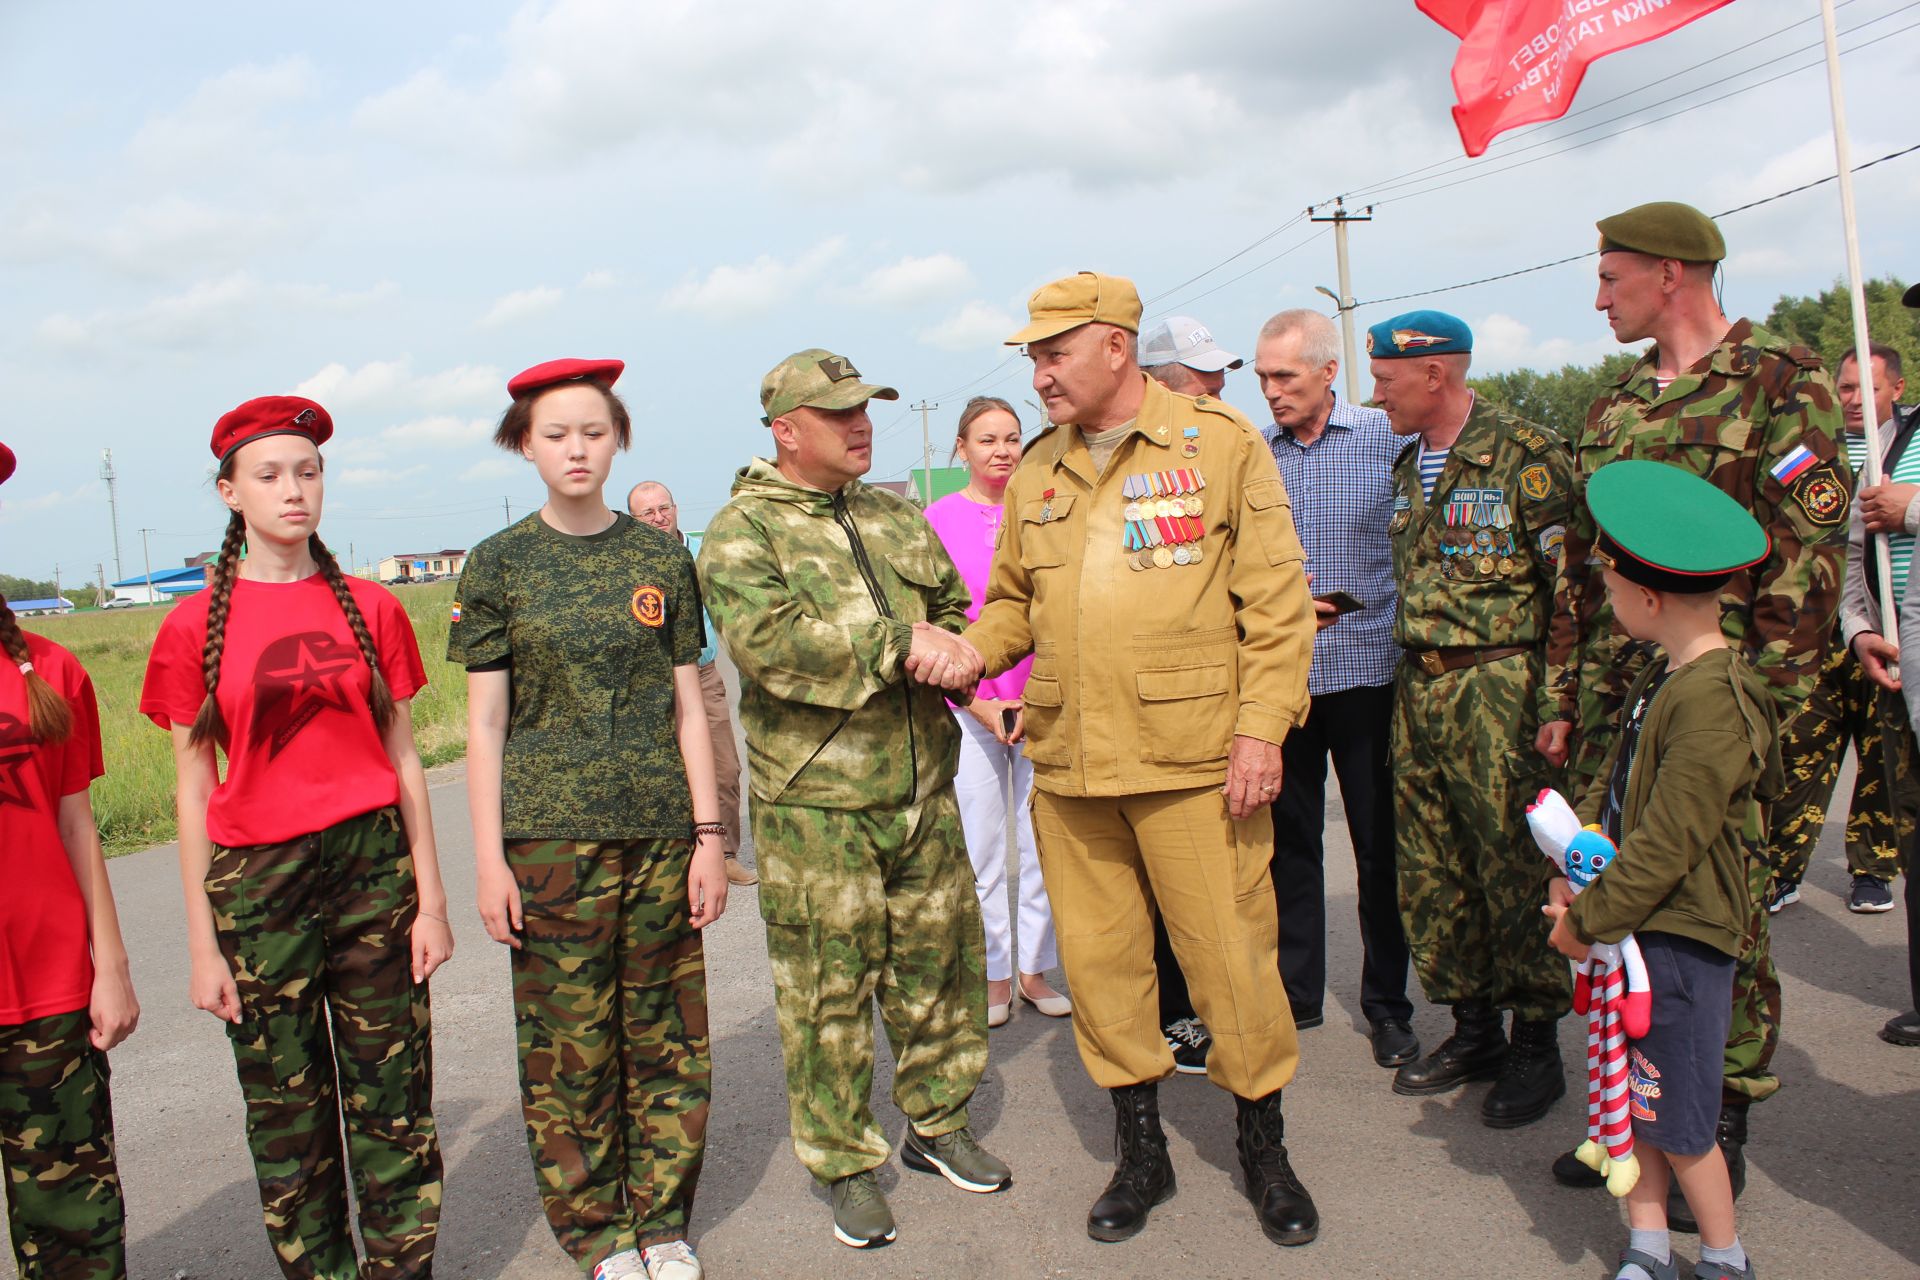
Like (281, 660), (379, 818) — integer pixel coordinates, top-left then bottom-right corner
(697, 457), (970, 811)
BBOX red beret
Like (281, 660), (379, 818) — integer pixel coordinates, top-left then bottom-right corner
(507, 357), (624, 399)
(0, 443), (13, 487)
(211, 396), (333, 462)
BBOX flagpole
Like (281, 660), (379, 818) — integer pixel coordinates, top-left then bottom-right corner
(1818, 0), (1896, 650)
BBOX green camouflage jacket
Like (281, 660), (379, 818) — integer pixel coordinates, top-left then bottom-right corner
(1544, 318), (1850, 735)
(1390, 399), (1573, 651)
(697, 458), (970, 811)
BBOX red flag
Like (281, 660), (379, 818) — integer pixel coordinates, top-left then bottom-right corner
(1420, 0), (1734, 156)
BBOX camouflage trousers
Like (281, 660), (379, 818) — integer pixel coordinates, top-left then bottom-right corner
(1392, 652), (1573, 1022)
(1764, 639), (1914, 886)
(751, 788), (987, 1183)
(206, 805), (441, 1280)
(0, 1009), (124, 1279)
(507, 838), (709, 1265)
(1570, 661), (1784, 1105)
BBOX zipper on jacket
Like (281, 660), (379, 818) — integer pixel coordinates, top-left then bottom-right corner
(830, 489), (919, 799)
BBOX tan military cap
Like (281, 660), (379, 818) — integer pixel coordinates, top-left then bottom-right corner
(1005, 271), (1143, 345)
(1597, 201), (1726, 263)
(759, 348), (898, 425)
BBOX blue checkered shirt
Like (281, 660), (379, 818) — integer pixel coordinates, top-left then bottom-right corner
(1265, 394), (1401, 695)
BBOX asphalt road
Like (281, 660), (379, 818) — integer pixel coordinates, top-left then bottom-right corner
(9, 752), (1917, 1279)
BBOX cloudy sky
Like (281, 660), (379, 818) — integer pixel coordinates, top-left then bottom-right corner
(3, 0), (1916, 584)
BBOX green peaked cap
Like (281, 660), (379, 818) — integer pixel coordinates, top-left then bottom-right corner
(1587, 459), (1768, 590)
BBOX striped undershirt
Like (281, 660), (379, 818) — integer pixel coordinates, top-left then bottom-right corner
(1417, 445), (1449, 500)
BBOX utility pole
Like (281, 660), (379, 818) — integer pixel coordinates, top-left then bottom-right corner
(503, 496), (513, 524)
(99, 450), (124, 581)
(912, 401), (939, 505)
(1310, 197), (1373, 403)
(52, 563), (61, 606)
(95, 564), (106, 609)
(138, 528), (155, 605)
(349, 541), (356, 578)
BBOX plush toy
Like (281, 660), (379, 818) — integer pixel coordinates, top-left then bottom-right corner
(1526, 788), (1650, 1198)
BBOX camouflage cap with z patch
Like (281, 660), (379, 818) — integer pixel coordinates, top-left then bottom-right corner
(760, 348), (898, 425)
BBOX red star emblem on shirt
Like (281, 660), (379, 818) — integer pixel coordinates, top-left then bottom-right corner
(0, 713), (36, 809)
(251, 632), (361, 758)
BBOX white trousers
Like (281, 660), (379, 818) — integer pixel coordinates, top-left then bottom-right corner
(952, 710), (1058, 981)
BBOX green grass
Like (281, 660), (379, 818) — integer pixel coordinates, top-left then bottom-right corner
(29, 581), (469, 853)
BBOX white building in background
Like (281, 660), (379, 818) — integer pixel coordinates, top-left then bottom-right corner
(378, 549), (467, 583)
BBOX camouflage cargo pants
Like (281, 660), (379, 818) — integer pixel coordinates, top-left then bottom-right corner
(751, 788), (987, 1183)
(0, 1009), (124, 1279)
(1392, 653), (1573, 1022)
(206, 805), (441, 1280)
(1764, 639), (1914, 886)
(507, 837), (709, 1266)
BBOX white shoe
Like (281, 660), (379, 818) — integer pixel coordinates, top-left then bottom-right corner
(1019, 989), (1072, 1017)
(988, 1000), (1011, 1028)
(641, 1240), (703, 1280)
(593, 1249), (645, 1280)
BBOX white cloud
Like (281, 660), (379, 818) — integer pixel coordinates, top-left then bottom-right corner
(295, 361), (501, 412)
(919, 300), (1022, 353)
(662, 237), (847, 319)
(841, 253), (973, 308)
(380, 416), (493, 449)
(477, 286), (564, 329)
(579, 269), (617, 290)
(38, 276), (397, 351)
(127, 57), (320, 170)
(1469, 313), (1617, 375)
(0, 481), (101, 520)
(460, 457), (521, 482)
(336, 464), (429, 487)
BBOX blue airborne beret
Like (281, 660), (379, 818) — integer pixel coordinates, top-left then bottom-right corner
(1366, 310), (1473, 359)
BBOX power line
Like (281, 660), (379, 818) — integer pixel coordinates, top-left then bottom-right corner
(1351, 141), (1920, 310)
(1339, 0), (1896, 203)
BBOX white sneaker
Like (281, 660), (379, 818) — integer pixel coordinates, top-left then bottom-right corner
(641, 1240), (703, 1280)
(593, 1250), (645, 1280)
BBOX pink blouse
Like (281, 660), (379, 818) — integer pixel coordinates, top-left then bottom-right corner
(924, 491), (1033, 702)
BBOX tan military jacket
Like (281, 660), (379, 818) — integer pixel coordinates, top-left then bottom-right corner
(965, 375), (1313, 797)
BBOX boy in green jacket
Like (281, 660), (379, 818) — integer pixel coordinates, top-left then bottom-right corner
(1543, 460), (1779, 1280)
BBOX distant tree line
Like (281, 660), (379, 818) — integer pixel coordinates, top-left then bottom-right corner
(1468, 276), (1917, 433)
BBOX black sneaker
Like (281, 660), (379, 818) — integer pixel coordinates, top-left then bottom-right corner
(1163, 1017), (1211, 1074)
(1764, 878), (1800, 914)
(1848, 875), (1895, 913)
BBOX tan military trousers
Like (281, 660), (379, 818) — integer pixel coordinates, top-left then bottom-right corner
(696, 660), (743, 855)
(1030, 786), (1299, 1098)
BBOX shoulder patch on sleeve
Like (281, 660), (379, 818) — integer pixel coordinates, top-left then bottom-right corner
(1784, 344), (1825, 372)
(1789, 462), (1848, 527)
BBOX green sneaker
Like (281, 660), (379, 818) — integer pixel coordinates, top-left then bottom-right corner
(901, 1126), (1012, 1193)
(828, 1170), (897, 1248)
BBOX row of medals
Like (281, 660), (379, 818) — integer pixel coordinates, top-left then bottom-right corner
(1121, 468), (1207, 570)
(1442, 526), (1518, 578)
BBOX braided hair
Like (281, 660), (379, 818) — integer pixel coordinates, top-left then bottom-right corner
(0, 592), (72, 743)
(186, 453), (394, 750)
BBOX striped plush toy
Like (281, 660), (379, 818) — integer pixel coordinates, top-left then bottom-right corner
(1527, 788), (1651, 1198)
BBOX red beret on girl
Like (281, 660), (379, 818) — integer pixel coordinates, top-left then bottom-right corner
(210, 397), (334, 462)
(507, 358), (624, 399)
(0, 442), (14, 486)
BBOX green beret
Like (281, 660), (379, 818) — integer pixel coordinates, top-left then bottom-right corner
(1596, 201), (1725, 263)
(1588, 460), (1766, 593)
(1365, 309), (1472, 359)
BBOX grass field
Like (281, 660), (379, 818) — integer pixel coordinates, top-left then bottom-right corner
(28, 581), (468, 853)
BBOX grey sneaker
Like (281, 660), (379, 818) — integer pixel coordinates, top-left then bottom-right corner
(640, 1240), (702, 1280)
(1848, 874), (1894, 913)
(828, 1170), (897, 1248)
(901, 1126), (1011, 1192)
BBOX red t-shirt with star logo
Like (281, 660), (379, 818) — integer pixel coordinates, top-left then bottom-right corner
(0, 632), (105, 1024)
(140, 574), (427, 847)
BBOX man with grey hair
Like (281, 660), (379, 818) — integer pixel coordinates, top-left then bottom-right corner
(1253, 307), (1418, 1071)
(1140, 315), (1243, 398)
(628, 479), (758, 887)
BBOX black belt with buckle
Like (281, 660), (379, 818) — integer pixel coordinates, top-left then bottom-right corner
(1409, 644), (1529, 676)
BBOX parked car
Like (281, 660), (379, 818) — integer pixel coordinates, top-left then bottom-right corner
(101, 598), (140, 609)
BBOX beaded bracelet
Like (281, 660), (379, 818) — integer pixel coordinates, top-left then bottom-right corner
(692, 822), (728, 841)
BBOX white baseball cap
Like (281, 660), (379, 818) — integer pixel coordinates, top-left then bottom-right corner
(1139, 315), (1242, 372)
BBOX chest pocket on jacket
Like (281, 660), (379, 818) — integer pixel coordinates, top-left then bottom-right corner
(1019, 493), (1076, 570)
(884, 551), (943, 620)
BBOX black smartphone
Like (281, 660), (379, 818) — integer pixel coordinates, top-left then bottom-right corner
(1314, 590), (1363, 615)
(1000, 706), (1020, 736)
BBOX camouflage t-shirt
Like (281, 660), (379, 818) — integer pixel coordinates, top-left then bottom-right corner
(447, 511), (704, 840)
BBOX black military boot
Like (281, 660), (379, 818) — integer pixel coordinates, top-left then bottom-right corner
(1668, 1101), (1749, 1234)
(1392, 998), (1506, 1096)
(1087, 1083), (1175, 1242)
(1482, 1017), (1565, 1127)
(1234, 1089), (1319, 1246)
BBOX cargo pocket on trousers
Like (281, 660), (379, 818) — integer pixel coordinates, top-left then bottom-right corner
(758, 880), (821, 1021)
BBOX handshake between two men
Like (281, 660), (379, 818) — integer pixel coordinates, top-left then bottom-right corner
(903, 620), (1029, 744)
